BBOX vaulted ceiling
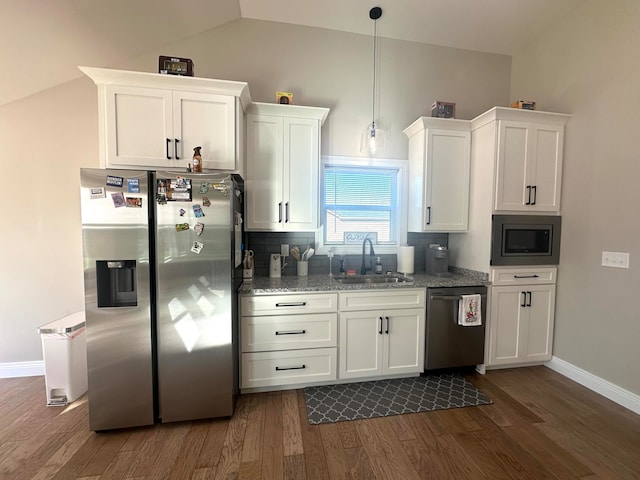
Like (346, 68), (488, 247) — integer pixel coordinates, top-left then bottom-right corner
(1, 0), (583, 106)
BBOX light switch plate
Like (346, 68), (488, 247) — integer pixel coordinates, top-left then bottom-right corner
(601, 251), (630, 268)
(281, 244), (289, 257)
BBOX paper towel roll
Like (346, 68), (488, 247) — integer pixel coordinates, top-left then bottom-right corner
(397, 246), (415, 274)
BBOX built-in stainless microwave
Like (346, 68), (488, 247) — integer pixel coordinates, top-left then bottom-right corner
(491, 215), (561, 266)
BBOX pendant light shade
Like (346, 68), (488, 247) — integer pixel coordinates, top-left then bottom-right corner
(361, 6), (385, 155)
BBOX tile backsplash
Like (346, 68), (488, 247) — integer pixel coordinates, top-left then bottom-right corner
(245, 232), (448, 277)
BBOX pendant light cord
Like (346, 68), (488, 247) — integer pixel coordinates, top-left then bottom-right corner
(371, 16), (377, 129)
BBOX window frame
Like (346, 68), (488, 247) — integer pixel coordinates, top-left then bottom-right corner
(315, 155), (408, 256)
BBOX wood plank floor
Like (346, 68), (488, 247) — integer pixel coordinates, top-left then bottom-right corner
(1, 366), (639, 479)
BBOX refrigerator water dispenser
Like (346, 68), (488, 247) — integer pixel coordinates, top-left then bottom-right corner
(96, 260), (137, 307)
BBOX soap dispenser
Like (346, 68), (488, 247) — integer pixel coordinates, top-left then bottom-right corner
(375, 256), (383, 274)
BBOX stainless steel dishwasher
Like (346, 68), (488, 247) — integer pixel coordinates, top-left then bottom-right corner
(425, 286), (487, 370)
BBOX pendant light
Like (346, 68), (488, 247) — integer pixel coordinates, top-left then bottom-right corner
(360, 6), (386, 155)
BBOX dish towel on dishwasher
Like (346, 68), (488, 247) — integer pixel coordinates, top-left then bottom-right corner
(458, 294), (482, 326)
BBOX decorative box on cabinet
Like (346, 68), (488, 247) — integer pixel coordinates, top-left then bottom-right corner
(338, 289), (426, 380)
(403, 117), (471, 232)
(245, 102), (329, 231)
(240, 292), (338, 391)
(486, 267), (557, 368)
(79, 66), (251, 172)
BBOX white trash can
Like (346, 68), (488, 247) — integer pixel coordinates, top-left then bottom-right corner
(37, 311), (88, 406)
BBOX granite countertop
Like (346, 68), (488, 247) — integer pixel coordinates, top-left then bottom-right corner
(239, 267), (489, 295)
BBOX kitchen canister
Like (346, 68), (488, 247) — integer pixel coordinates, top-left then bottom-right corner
(397, 245), (415, 274)
(297, 261), (308, 277)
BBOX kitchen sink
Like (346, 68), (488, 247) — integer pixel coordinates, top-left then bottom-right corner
(333, 274), (414, 285)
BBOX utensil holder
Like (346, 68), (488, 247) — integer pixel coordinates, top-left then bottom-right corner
(297, 261), (308, 277)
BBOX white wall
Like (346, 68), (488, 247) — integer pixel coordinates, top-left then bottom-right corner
(510, 0), (640, 395)
(0, 18), (511, 365)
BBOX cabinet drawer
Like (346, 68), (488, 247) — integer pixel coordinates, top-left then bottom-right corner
(241, 313), (337, 352)
(491, 267), (557, 286)
(241, 293), (338, 315)
(339, 288), (425, 311)
(241, 348), (337, 389)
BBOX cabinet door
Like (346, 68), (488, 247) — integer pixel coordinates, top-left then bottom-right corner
(245, 115), (284, 230)
(424, 129), (470, 231)
(339, 311), (383, 379)
(283, 118), (319, 231)
(383, 308), (425, 375)
(174, 92), (235, 170)
(488, 286), (526, 365)
(495, 121), (530, 211)
(105, 86), (173, 168)
(523, 285), (555, 362)
(529, 125), (563, 212)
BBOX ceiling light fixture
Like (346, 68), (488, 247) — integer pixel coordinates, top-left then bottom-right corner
(360, 6), (386, 156)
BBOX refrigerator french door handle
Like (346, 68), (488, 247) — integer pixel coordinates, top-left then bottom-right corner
(166, 138), (172, 159)
(174, 139), (180, 160)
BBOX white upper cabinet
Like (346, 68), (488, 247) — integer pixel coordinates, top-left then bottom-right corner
(495, 120), (565, 211)
(80, 66), (251, 172)
(245, 102), (329, 232)
(404, 117), (471, 232)
(471, 107), (570, 213)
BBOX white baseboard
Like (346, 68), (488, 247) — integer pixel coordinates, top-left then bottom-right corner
(545, 356), (640, 416)
(0, 361), (44, 378)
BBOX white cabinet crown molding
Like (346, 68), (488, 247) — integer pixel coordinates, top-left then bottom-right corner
(247, 102), (329, 125)
(78, 65), (252, 111)
(471, 106), (571, 131)
(403, 117), (470, 138)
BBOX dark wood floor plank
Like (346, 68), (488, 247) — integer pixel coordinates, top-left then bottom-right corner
(319, 423), (350, 480)
(241, 393), (265, 463)
(296, 389), (330, 480)
(283, 453), (306, 480)
(357, 417), (421, 480)
(261, 392), (284, 479)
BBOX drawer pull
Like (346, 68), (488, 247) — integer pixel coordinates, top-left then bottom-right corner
(514, 274), (540, 279)
(275, 302), (307, 307)
(275, 365), (306, 371)
(275, 329), (306, 336)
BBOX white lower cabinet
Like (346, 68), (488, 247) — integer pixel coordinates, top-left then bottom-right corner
(487, 267), (556, 367)
(338, 289), (426, 380)
(240, 293), (338, 390)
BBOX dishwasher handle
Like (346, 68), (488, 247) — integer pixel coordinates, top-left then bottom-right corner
(429, 294), (487, 302)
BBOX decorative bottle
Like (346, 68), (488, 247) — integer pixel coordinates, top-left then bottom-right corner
(192, 146), (202, 173)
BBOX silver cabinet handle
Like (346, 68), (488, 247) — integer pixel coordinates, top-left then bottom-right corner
(278, 202), (283, 223)
(285, 202), (290, 223)
(275, 330), (306, 336)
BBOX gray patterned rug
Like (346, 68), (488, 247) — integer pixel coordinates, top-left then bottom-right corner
(304, 373), (492, 425)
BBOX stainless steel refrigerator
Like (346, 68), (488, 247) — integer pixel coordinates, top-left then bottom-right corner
(80, 168), (244, 431)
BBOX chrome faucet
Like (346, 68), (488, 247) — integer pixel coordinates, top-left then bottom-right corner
(361, 237), (376, 275)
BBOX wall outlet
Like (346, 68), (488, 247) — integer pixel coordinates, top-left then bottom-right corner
(601, 251), (630, 269)
(281, 244), (289, 257)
